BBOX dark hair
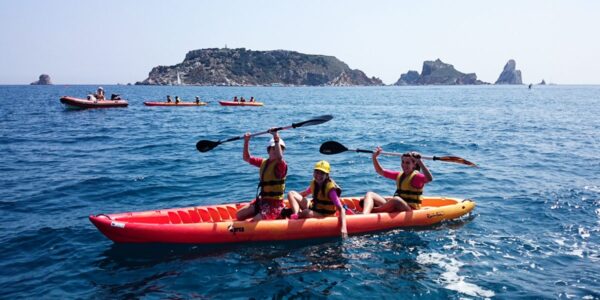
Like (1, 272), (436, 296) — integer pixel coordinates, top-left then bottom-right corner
(402, 153), (421, 171)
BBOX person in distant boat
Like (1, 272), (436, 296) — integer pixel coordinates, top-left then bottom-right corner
(286, 160), (348, 238)
(195, 96), (201, 104)
(166, 95), (172, 103)
(240, 97), (246, 102)
(250, 96), (255, 102)
(528, 83), (532, 89)
(110, 93), (121, 100)
(361, 148), (432, 214)
(95, 87), (105, 100)
(175, 96), (181, 104)
(233, 96), (239, 102)
(236, 130), (287, 221)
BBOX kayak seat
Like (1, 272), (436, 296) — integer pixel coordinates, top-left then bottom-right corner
(343, 199), (356, 210)
(168, 211), (182, 224)
(198, 209), (212, 222)
(207, 208), (221, 222)
(217, 207), (231, 220)
(178, 211), (193, 223)
(226, 206), (238, 219)
(188, 209), (201, 223)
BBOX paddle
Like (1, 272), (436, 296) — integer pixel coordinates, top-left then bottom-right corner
(196, 115), (334, 152)
(319, 141), (477, 167)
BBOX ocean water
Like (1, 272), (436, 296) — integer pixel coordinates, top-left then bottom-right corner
(0, 85), (599, 299)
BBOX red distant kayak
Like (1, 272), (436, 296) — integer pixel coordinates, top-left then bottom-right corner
(218, 101), (263, 107)
(60, 96), (128, 109)
(144, 101), (207, 106)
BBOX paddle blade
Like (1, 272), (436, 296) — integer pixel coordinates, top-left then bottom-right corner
(319, 141), (349, 155)
(196, 140), (221, 152)
(436, 156), (478, 167)
(292, 115), (333, 128)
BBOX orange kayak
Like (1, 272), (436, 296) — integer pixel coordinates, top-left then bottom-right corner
(144, 101), (207, 106)
(60, 96), (128, 109)
(89, 196), (475, 244)
(218, 101), (263, 106)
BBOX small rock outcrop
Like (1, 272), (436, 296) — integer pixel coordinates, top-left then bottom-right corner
(394, 59), (487, 85)
(538, 79), (546, 85)
(394, 70), (419, 85)
(495, 59), (522, 84)
(30, 74), (52, 85)
(137, 48), (383, 86)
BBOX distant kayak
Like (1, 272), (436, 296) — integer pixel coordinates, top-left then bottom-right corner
(144, 101), (207, 106)
(218, 101), (264, 107)
(89, 196), (475, 244)
(60, 96), (128, 109)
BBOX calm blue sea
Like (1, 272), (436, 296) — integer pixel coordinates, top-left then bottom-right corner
(0, 85), (599, 299)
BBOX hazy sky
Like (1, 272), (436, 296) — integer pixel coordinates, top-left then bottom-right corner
(1, 0), (598, 85)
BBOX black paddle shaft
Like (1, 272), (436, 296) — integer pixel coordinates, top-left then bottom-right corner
(197, 115), (333, 152)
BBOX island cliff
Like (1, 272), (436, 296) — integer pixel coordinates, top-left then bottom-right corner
(137, 48), (383, 86)
(495, 59), (522, 84)
(394, 59), (487, 85)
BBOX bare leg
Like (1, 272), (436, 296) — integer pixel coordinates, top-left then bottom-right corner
(362, 191), (387, 214)
(287, 191), (308, 214)
(236, 204), (256, 220)
(372, 196), (412, 213)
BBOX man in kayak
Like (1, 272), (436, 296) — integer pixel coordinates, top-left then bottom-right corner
(195, 96), (201, 104)
(233, 96), (239, 102)
(286, 160), (348, 238)
(175, 96), (181, 104)
(95, 87), (105, 100)
(361, 148), (432, 214)
(166, 95), (172, 103)
(250, 96), (255, 102)
(236, 130), (287, 221)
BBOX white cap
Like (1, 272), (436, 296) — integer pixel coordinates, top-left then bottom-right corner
(269, 137), (286, 149)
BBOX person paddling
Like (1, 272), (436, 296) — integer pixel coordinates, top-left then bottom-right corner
(233, 96), (239, 102)
(361, 147), (432, 214)
(195, 96), (201, 104)
(175, 96), (181, 104)
(287, 160), (348, 238)
(236, 130), (288, 221)
(166, 95), (172, 103)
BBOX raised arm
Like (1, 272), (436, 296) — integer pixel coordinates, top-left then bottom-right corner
(372, 146), (385, 177)
(243, 133), (251, 163)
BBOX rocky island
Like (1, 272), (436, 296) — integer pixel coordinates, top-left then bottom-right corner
(394, 59), (487, 85)
(137, 48), (383, 86)
(30, 74), (52, 85)
(495, 59), (522, 84)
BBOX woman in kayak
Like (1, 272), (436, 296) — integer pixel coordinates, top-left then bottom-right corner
(287, 160), (348, 238)
(236, 130), (288, 221)
(361, 148), (432, 214)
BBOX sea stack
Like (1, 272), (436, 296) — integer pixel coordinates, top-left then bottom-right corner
(495, 60), (522, 84)
(30, 74), (52, 85)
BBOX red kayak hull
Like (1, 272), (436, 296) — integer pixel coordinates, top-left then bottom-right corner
(89, 196), (475, 244)
(218, 101), (263, 106)
(60, 96), (128, 109)
(144, 101), (207, 106)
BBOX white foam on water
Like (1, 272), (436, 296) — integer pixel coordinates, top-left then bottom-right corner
(417, 252), (495, 298)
